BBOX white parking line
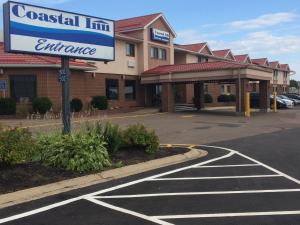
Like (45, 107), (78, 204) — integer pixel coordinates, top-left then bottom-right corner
(150, 175), (282, 181)
(1, 145), (300, 225)
(85, 197), (174, 225)
(94, 189), (300, 199)
(195, 164), (260, 168)
(0, 146), (233, 224)
(153, 210), (300, 219)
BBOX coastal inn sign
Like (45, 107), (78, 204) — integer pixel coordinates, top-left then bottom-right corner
(151, 28), (170, 43)
(3, 1), (115, 61)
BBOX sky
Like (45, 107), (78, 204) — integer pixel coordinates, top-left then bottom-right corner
(0, 0), (300, 80)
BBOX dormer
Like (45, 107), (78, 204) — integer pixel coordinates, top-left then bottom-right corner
(212, 49), (235, 61)
(252, 58), (270, 67)
(234, 54), (252, 64)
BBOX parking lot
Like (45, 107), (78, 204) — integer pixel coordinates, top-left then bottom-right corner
(1, 143), (300, 225)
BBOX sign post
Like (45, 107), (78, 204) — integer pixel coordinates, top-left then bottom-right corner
(3, 1), (115, 133)
(59, 57), (71, 134)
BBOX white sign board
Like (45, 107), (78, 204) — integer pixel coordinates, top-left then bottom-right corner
(3, 1), (115, 61)
(151, 28), (170, 43)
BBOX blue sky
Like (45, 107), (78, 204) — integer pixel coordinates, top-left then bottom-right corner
(1, 0), (300, 79)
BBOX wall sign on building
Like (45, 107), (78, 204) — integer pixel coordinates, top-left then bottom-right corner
(151, 28), (170, 43)
(3, 1), (115, 61)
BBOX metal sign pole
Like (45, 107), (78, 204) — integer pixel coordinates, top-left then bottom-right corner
(60, 56), (71, 134)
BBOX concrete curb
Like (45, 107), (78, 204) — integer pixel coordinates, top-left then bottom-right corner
(0, 146), (207, 209)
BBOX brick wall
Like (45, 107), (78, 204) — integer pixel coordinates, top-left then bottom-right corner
(1, 68), (142, 113)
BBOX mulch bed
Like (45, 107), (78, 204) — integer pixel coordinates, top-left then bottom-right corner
(0, 147), (189, 195)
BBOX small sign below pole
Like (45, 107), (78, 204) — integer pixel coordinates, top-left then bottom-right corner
(0, 80), (6, 98)
(60, 57), (71, 134)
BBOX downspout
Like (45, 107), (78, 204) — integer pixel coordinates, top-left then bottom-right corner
(238, 69), (242, 113)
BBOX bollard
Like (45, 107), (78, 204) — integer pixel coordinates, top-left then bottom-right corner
(245, 92), (251, 117)
(274, 92), (277, 113)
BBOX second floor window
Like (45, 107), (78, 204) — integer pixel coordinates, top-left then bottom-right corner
(126, 43), (135, 57)
(273, 70), (278, 80)
(159, 48), (167, 60)
(151, 47), (159, 59)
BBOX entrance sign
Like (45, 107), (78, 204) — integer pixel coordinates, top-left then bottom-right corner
(151, 28), (170, 43)
(3, 1), (115, 61)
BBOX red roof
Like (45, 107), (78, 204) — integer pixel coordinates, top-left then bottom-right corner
(142, 61), (255, 76)
(116, 13), (161, 32)
(269, 61), (280, 69)
(0, 42), (95, 70)
(280, 64), (290, 71)
(234, 54), (250, 63)
(175, 43), (207, 53)
(252, 58), (268, 66)
(212, 49), (232, 58)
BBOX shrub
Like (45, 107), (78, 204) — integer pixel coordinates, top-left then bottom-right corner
(0, 127), (37, 165)
(38, 130), (111, 172)
(87, 122), (122, 155)
(70, 98), (83, 112)
(32, 97), (52, 114)
(204, 94), (213, 103)
(91, 96), (108, 110)
(122, 124), (159, 154)
(218, 94), (230, 103)
(0, 98), (16, 115)
(229, 94), (236, 102)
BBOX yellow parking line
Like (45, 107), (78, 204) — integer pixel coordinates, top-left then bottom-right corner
(19, 112), (167, 129)
(181, 115), (194, 118)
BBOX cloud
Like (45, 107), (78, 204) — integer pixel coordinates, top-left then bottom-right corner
(217, 31), (300, 55)
(229, 12), (298, 30)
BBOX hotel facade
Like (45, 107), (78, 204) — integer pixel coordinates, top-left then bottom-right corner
(0, 13), (293, 113)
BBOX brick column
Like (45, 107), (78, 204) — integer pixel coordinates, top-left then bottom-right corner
(161, 83), (174, 112)
(194, 82), (205, 110)
(236, 78), (249, 114)
(259, 80), (270, 112)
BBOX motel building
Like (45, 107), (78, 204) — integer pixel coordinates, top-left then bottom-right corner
(0, 13), (293, 114)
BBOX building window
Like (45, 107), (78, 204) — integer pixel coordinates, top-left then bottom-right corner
(227, 85), (231, 94)
(252, 84), (257, 92)
(159, 48), (167, 60)
(204, 84), (209, 94)
(106, 79), (119, 100)
(198, 56), (208, 63)
(126, 43), (135, 57)
(125, 80), (136, 100)
(10, 75), (37, 102)
(220, 85), (225, 94)
(151, 47), (159, 59)
(273, 70), (278, 80)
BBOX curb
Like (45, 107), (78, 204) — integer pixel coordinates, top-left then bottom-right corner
(0, 145), (207, 209)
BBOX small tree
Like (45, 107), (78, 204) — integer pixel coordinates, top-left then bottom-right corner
(32, 97), (52, 114)
(290, 79), (299, 89)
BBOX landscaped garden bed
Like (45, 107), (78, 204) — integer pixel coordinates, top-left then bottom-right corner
(0, 122), (189, 194)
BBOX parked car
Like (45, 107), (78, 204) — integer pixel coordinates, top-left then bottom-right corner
(285, 94), (300, 100)
(276, 95), (294, 108)
(278, 95), (300, 105)
(270, 95), (287, 109)
(284, 94), (300, 104)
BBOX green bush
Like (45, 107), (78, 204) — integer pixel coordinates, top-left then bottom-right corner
(122, 124), (159, 154)
(204, 94), (213, 103)
(0, 127), (37, 165)
(32, 97), (52, 114)
(87, 122), (122, 155)
(91, 96), (108, 110)
(0, 98), (16, 115)
(70, 98), (83, 112)
(217, 94), (236, 103)
(229, 94), (236, 102)
(38, 130), (111, 172)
